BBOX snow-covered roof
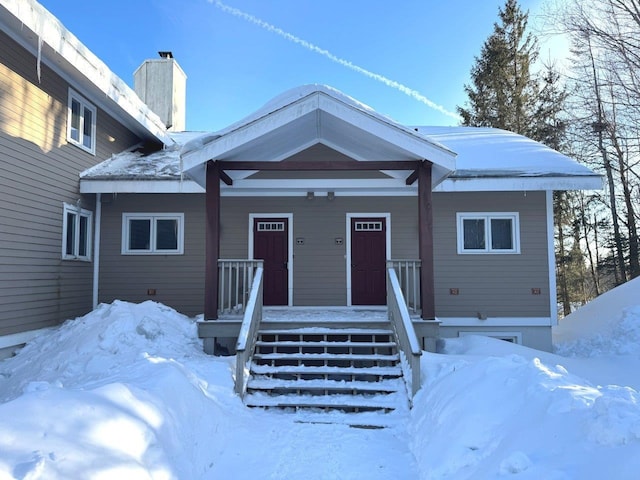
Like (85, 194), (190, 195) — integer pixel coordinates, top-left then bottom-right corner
(0, 0), (173, 146)
(80, 86), (601, 195)
(417, 127), (602, 191)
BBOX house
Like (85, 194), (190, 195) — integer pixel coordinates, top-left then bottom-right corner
(1, 0), (601, 366)
(0, 0), (174, 358)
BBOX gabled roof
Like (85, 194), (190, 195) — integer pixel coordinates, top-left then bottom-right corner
(0, 0), (173, 146)
(180, 85), (457, 189)
(80, 86), (601, 195)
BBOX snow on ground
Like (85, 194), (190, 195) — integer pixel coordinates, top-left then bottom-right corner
(1, 286), (640, 479)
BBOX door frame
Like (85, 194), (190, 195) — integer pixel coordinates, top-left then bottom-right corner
(346, 212), (391, 306)
(248, 213), (294, 306)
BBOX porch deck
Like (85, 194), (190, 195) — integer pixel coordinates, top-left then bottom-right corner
(197, 306), (440, 354)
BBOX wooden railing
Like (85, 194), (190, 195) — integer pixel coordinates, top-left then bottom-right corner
(234, 266), (264, 396)
(387, 267), (422, 399)
(387, 260), (421, 314)
(218, 259), (264, 315)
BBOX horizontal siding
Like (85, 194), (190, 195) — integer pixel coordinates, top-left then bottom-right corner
(97, 191), (551, 317)
(432, 191), (551, 318)
(98, 195), (206, 316)
(99, 195), (420, 312)
(0, 30), (144, 336)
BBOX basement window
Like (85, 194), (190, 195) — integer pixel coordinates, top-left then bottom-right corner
(62, 203), (92, 261)
(67, 89), (96, 154)
(456, 213), (520, 254)
(122, 213), (184, 255)
(458, 331), (522, 344)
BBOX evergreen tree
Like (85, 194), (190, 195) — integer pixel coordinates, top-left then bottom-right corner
(458, 0), (539, 137)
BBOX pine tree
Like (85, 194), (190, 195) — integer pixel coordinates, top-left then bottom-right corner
(458, 0), (539, 136)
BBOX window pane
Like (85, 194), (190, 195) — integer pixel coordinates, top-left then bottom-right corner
(66, 212), (76, 255)
(463, 219), (485, 249)
(70, 99), (81, 142)
(129, 219), (151, 250)
(82, 107), (93, 148)
(491, 218), (513, 250)
(156, 219), (178, 250)
(79, 215), (88, 257)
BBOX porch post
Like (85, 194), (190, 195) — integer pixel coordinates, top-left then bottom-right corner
(204, 160), (220, 319)
(418, 161), (436, 319)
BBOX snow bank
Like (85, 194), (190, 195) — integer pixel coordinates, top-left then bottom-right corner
(554, 276), (640, 351)
(410, 336), (640, 479)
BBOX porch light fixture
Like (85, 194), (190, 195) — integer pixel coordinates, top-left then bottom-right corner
(306, 191), (314, 200)
(327, 191), (335, 201)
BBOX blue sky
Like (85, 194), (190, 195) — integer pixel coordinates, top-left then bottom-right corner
(39, 0), (560, 132)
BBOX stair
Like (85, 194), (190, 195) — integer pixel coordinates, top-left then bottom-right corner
(243, 327), (409, 417)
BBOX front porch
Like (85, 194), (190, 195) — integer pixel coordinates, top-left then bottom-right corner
(198, 259), (440, 406)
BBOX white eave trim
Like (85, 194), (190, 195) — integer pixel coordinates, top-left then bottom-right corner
(435, 175), (603, 192)
(181, 91), (456, 173)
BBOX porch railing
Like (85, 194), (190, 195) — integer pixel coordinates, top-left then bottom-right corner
(218, 259), (264, 315)
(387, 259), (421, 314)
(234, 266), (264, 396)
(387, 267), (422, 399)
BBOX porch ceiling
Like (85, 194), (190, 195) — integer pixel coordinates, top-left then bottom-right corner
(181, 88), (457, 191)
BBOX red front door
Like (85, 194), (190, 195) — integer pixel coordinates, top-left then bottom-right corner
(254, 218), (288, 306)
(351, 217), (386, 305)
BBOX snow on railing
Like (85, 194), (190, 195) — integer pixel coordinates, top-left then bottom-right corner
(218, 259), (264, 315)
(235, 266), (264, 396)
(387, 260), (421, 314)
(387, 267), (422, 399)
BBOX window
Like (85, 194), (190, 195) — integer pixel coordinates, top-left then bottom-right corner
(67, 89), (96, 154)
(458, 331), (522, 344)
(63, 203), (92, 261)
(457, 212), (520, 254)
(122, 213), (184, 255)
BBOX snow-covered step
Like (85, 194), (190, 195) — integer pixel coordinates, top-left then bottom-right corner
(244, 392), (400, 412)
(244, 323), (409, 417)
(258, 328), (394, 336)
(249, 363), (402, 377)
(253, 352), (400, 362)
(247, 377), (404, 393)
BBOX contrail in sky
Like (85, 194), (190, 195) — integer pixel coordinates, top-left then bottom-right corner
(211, 0), (461, 121)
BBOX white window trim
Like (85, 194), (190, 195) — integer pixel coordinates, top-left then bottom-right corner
(67, 88), (97, 155)
(121, 213), (184, 255)
(62, 202), (92, 261)
(456, 212), (520, 254)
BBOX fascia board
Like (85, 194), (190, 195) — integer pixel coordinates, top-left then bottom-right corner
(316, 93), (456, 170)
(80, 179), (204, 194)
(181, 95), (321, 171)
(434, 175), (603, 192)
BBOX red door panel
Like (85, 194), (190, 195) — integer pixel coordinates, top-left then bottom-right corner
(351, 218), (386, 305)
(254, 218), (288, 306)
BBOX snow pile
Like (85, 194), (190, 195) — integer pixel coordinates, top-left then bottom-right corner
(554, 276), (640, 356)
(1, 295), (640, 478)
(410, 336), (640, 478)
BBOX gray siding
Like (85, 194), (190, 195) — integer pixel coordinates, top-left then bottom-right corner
(0, 31), (142, 335)
(98, 194), (206, 315)
(97, 192), (551, 318)
(433, 191), (551, 318)
(98, 195), (419, 312)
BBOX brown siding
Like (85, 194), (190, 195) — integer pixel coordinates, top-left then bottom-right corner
(432, 191), (551, 318)
(0, 31), (143, 335)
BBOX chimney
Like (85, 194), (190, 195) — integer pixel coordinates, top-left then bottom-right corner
(134, 51), (187, 131)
